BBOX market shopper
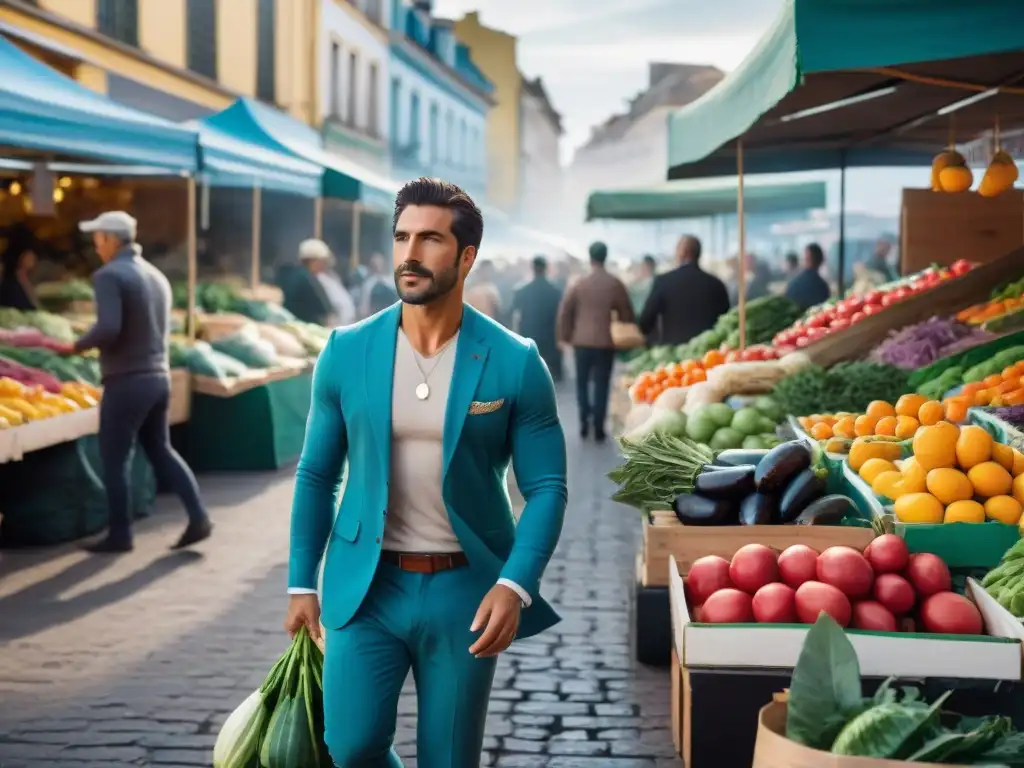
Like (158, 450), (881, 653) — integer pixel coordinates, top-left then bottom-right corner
(785, 242), (832, 310)
(276, 239), (335, 325)
(556, 241), (635, 442)
(66, 211), (212, 554)
(512, 255), (564, 382)
(0, 223), (41, 311)
(283, 178), (566, 767)
(637, 234), (730, 345)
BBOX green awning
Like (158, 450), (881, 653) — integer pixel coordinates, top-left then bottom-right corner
(667, 0), (1024, 179)
(587, 178), (826, 221)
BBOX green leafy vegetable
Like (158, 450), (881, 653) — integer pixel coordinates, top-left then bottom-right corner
(607, 432), (714, 512)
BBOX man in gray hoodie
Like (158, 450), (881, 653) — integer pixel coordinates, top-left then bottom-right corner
(65, 211), (212, 553)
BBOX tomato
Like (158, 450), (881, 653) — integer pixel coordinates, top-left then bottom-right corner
(905, 553), (951, 598)
(830, 318), (850, 331)
(795, 337), (811, 348)
(806, 314), (829, 329)
(864, 534), (908, 574)
(852, 601), (898, 632)
(919, 592), (983, 635)
(816, 546), (874, 598)
(777, 545), (819, 589)
(950, 259), (973, 277)
(881, 293), (899, 307)
(794, 581), (852, 627)
(752, 583), (797, 623)
(686, 555), (733, 604)
(850, 311), (866, 324)
(873, 573), (916, 615)
(806, 327), (828, 340)
(775, 344), (796, 356)
(701, 588), (754, 623)
(863, 304), (882, 316)
(729, 544), (780, 594)
(863, 291), (883, 305)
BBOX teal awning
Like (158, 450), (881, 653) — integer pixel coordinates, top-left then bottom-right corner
(587, 178), (826, 220)
(667, 0), (1024, 179)
(0, 34), (197, 172)
(193, 121), (321, 197)
(204, 99), (397, 210)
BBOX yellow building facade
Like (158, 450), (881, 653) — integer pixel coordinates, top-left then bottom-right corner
(0, 0), (320, 124)
(452, 11), (520, 212)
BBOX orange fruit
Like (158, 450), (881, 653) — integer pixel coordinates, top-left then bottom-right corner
(895, 394), (928, 418)
(798, 416), (813, 429)
(689, 368), (707, 384)
(832, 416), (856, 439)
(917, 400), (944, 426)
(983, 374), (1004, 388)
(810, 422), (833, 440)
(866, 400), (897, 420)
(962, 382), (984, 397)
(894, 415), (920, 440)
(702, 350), (725, 367)
(992, 442), (1016, 472)
(943, 398), (969, 424)
(874, 416), (898, 436)
(974, 389), (994, 406)
(1013, 449), (1024, 477)
(854, 414), (879, 437)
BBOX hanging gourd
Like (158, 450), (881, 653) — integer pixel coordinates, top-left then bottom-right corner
(931, 116), (973, 193)
(978, 115), (1019, 198)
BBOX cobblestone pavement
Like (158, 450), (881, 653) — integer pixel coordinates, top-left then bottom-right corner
(0, 387), (679, 767)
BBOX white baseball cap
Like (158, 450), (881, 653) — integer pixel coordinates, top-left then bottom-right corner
(298, 238), (331, 260)
(79, 211), (137, 240)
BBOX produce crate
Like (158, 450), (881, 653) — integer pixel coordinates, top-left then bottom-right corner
(668, 555), (1024, 680)
(168, 368), (191, 426)
(0, 409), (100, 464)
(841, 461), (1019, 569)
(640, 511), (875, 588)
(801, 245), (1024, 367)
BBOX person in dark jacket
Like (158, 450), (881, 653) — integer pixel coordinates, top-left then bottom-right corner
(276, 239), (335, 324)
(64, 211), (212, 554)
(637, 235), (730, 345)
(785, 242), (832, 310)
(0, 224), (40, 311)
(512, 256), (563, 382)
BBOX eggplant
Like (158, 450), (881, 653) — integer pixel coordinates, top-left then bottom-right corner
(673, 493), (738, 526)
(739, 492), (776, 525)
(754, 441), (812, 493)
(693, 465), (756, 500)
(775, 468), (827, 523)
(795, 494), (857, 525)
(713, 449), (771, 468)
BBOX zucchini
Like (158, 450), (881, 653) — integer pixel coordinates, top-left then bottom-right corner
(794, 494), (856, 525)
(754, 441), (812, 494)
(693, 465), (756, 500)
(673, 493), (737, 526)
(738, 493), (776, 525)
(776, 468), (826, 523)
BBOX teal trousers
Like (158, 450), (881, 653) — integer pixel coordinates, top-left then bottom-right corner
(323, 561), (498, 767)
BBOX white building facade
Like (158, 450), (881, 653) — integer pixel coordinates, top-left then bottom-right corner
(517, 76), (564, 232)
(319, 0), (393, 176)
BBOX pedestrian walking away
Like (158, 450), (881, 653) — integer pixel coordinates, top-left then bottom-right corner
(512, 255), (564, 382)
(785, 241), (832, 310)
(284, 177), (568, 767)
(556, 241), (634, 442)
(62, 211), (213, 553)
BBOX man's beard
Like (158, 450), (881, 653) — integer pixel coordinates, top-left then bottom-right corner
(394, 257), (460, 306)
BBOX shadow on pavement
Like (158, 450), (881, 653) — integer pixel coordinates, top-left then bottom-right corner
(0, 550), (203, 642)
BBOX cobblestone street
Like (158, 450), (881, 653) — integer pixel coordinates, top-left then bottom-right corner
(0, 388), (679, 767)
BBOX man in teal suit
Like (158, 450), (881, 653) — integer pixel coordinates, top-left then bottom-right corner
(284, 178), (568, 767)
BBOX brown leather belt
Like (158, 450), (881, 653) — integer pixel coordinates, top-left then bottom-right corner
(381, 551), (469, 574)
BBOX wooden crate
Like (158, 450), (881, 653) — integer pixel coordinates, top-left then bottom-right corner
(803, 244), (1024, 367)
(901, 188), (1024, 275)
(168, 369), (191, 425)
(640, 512), (875, 588)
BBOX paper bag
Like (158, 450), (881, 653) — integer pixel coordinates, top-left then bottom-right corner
(610, 320), (645, 350)
(752, 702), (973, 768)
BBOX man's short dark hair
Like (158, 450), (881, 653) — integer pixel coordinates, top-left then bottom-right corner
(589, 241), (608, 265)
(681, 235), (701, 262)
(785, 251), (799, 267)
(532, 255), (547, 274)
(393, 177), (483, 257)
(806, 242), (825, 269)
(642, 254), (656, 271)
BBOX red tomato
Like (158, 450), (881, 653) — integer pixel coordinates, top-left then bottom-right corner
(863, 304), (882, 316)
(850, 311), (866, 324)
(806, 327), (828, 340)
(729, 544), (780, 594)
(919, 592), (983, 635)
(701, 588), (754, 624)
(777, 545), (819, 588)
(863, 291), (883, 305)
(950, 259), (973, 276)
(816, 546), (874, 598)
(686, 555), (733, 604)
(881, 293), (899, 307)
(830, 318), (850, 331)
(806, 314), (829, 329)
(864, 534), (909, 573)
(873, 573), (916, 615)
(795, 337), (811, 348)
(752, 582), (797, 623)
(852, 601), (898, 632)
(794, 581), (852, 627)
(905, 553), (951, 598)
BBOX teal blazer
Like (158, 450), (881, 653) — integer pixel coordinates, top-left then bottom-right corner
(289, 304), (567, 639)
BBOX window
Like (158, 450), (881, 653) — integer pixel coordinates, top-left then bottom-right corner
(256, 0), (275, 102)
(96, 0), (138, 47)
(429, 103), (439, 163)
(346, 52), (358, 127)
(445, 110), (454, 163)
(390, 77), (401, 147)
(409, 91), (421, 150)
(186, 0), (217, 80)
(329, 41), (341, 117)
(367, 62), (379, 137)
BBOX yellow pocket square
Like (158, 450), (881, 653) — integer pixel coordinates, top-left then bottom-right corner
(468, 399), (505, 415)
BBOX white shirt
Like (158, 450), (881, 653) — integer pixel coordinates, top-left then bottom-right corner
(317, 272), (356, 326)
